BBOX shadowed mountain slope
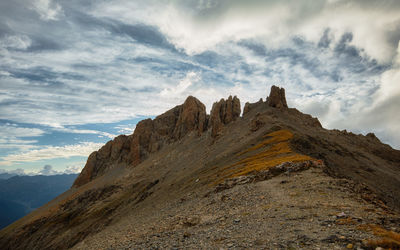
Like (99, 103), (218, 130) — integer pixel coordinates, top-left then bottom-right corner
(0, 174), (78, 230)
(0, 86), (399, 249)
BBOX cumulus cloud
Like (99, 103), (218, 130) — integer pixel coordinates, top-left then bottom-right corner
(63, 164), (83, 174)
(37, 164), (82, 175)
(38, 164), (59, 175)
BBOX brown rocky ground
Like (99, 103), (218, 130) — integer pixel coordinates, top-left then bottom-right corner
(74, 163), (400, 250)
(1, 86), (399, 249)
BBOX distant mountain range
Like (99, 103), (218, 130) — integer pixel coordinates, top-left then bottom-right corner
(0, 174), (78, 229)
(0, 173), (18, 180)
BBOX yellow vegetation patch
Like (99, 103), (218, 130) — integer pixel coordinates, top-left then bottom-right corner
(357, 224), (400, 249)
(237, 129), (294, 156)
(213, 129), (313, 183)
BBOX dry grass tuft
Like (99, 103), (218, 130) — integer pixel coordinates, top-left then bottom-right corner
(237, 129), (294, 156)
(357, 224), (400, 249)
(336, 217), (357, 225)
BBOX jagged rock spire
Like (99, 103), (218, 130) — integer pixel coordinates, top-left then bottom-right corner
(209, 95), (241, 137)
(266, 85), (288, 108)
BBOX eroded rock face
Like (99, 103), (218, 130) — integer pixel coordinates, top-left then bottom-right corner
(73, 96), (207, 188)
(243, 98), (263, 116)
(73, 135), (131, 187)
(173, 96), (207, 139)
(209, 96), (241, 137)
(266, 85), (288, 108)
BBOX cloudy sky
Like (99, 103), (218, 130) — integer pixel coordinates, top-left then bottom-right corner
(1, 0), (399, 175)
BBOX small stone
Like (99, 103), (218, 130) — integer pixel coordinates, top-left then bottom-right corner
(227, 243), (234, 247)
(234, 219), (241, 223)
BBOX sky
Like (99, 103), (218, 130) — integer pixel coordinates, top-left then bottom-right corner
(0, 0), (399, 175)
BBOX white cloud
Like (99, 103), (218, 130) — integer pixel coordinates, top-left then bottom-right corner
(0, 168), (26, 175)
(90, 1), (400, 63)
(38, 164), (59, 175)
(0, 124), (45, 150)
(52, 126), (116, 139)
(0, 142), (103, 166)
(31, 0), (63, 21)
(0, 35), (32, 50)
(160, 71), (200, 98)
(63, 163), (84, 174)
(0, 163), (84, 176)
(0, 124), (45, 138)
(115, 124), (136, 135)
(349, 42), (400, 147)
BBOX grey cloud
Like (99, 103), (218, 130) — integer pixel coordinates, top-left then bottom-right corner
(334, 32), (359, 57)
(26, 37), (65, 52)
(385, 21), (400, 50)
(71, 11), (177, 51)
(238, 40), (267, 57)
(193, 51), (221, 68)
(109, 22), (177, 51)
(334, 33), (389, 75)
(318, 29), (332, 48)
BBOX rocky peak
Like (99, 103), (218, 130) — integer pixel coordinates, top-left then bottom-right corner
(173, 96), (207, 139)
(209, 95), (241, 137)
(73, 96), (207, 188)
(266, 85), (288, 108)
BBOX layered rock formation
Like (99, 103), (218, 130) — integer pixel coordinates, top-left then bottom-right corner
(73, 96), (208, 188)
(209, 96), (241, 137)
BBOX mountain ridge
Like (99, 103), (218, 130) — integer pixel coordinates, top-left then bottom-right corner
(1, 85), (399, 249)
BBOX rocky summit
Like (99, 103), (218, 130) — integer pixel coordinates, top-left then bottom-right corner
(1, 85), (400, 250)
